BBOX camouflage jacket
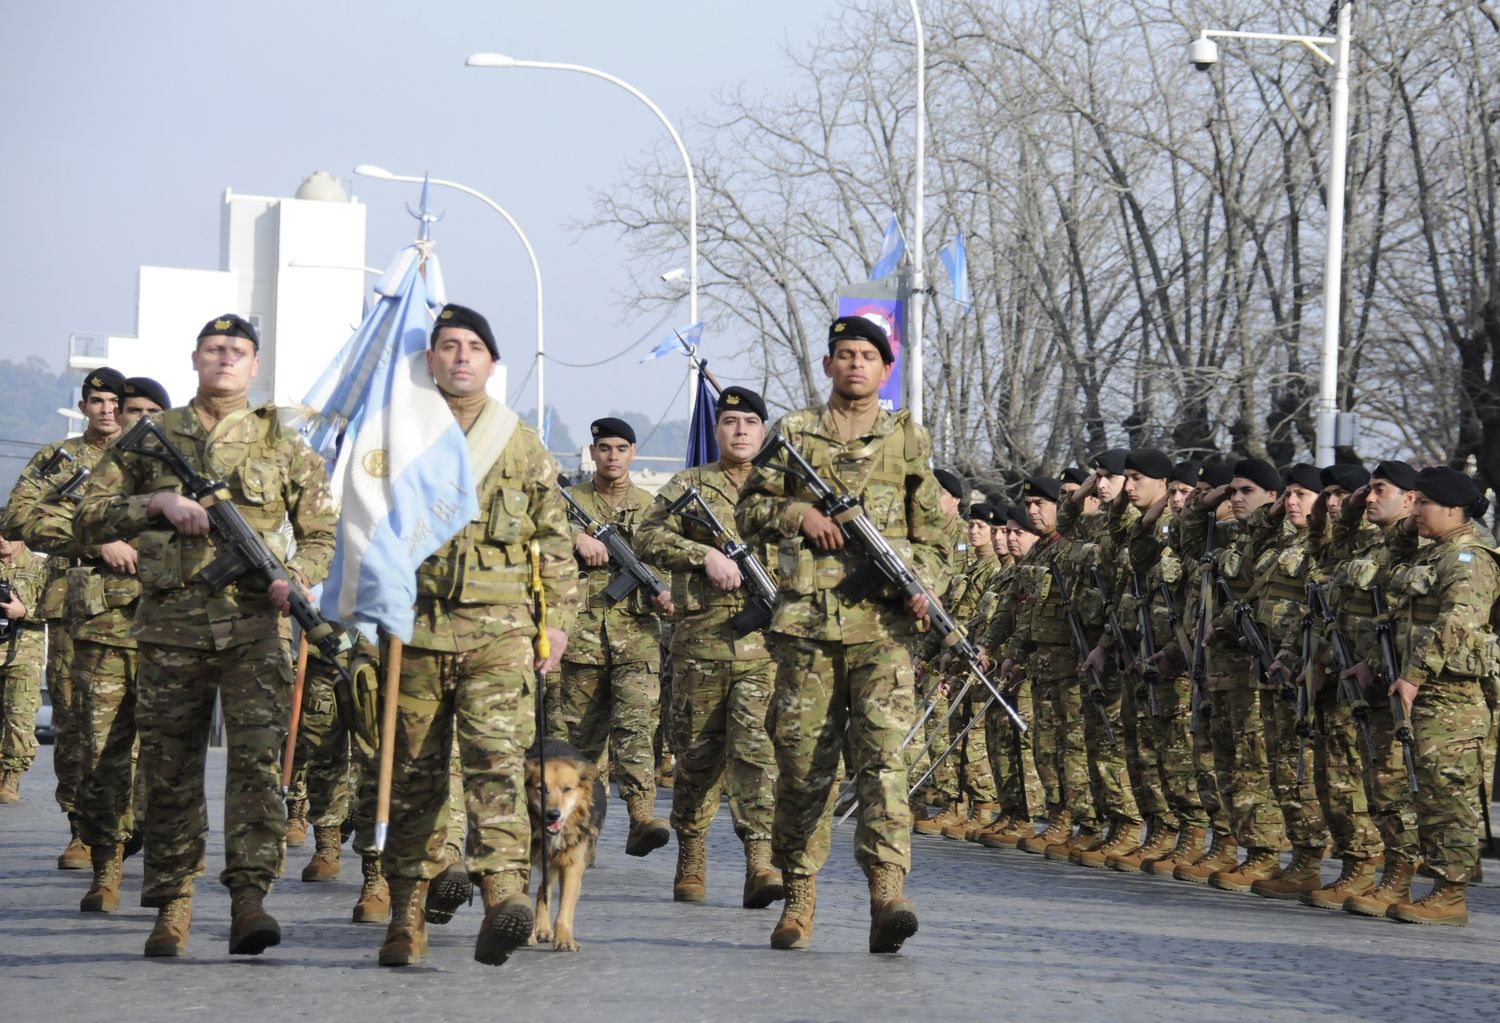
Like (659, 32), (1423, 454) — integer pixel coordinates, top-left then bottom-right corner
(411, 421), (580, 653)
(918, 548), (1000, 665)
(1248, 513), (1314, 671)
(0, 546), (47, 626)
(973, 557), (1022, 656)
(75, 403), (336, 652)
(636, 462), (774, 662)
(736, 403), (948, 645)
(3, 435), (112, 621)
(1000, 532), (1083, 676)
(1178, 500), (1267, 683)
(26, 483), (140, 649)
(1123, 507), (1184, 674)
(1386, 521), (1500, 688)
(1325, 503), (1421, 673)
(564, 478), (667, 665)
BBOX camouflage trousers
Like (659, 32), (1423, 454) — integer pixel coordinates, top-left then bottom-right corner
(1263, 684), (1328, 851)
(1209, 681), (1283, 851)
(986, 679), (1043, 821)
(137, 637), (292, 903)
(1411, 676), (1488, 884)
(951, 683), (997, 803)
(1191, 694), (1229, 835)
(74, 640), (147, 847)
(1312, 686), (1382, 861)
(767, 633), (916, 876)
(285, 658), (381, 855)
(0, 628), (45, 773)
(905, 667), (956, 802)
(559, 655), (660, 804)
(668, 654), (776, 843)
(1084, 668), (1141, 827)
(1120, 676), (1169, 826)
(46, 623), (81, 813)
(1146, 673), (1208, 830)
(1353, 694), (1421, 862)
(1030, 646), (1097, 827)
(384, 635), (534, 880)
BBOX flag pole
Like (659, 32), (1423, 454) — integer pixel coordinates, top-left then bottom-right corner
(374, 636), (403, 852)
(674, 330), (722, 394)
(280, 633), (310, 794)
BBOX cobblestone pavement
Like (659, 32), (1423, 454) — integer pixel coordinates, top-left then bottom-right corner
(1, 751), (1494, 1023)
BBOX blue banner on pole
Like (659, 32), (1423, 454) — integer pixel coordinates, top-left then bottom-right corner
(685, 364), (719, 467)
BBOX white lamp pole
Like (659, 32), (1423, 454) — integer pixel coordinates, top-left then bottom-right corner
(1192, 0), (1352, 463)
(354, 164), (546, 434)
(466, 53), (699, 416)
(906, 0), (926, 424)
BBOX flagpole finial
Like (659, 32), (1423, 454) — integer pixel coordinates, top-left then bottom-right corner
(407, 173), (445, 244)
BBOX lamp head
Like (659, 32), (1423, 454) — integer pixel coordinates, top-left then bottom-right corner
(466, 52), (517, 68)
(354, 164), (396, 180)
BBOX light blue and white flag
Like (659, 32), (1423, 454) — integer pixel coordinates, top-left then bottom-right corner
(639, 321), (704, 363)
(939, 231), (972, 315)
(303, 245), (476, 644)
(870, 215), (906, 280)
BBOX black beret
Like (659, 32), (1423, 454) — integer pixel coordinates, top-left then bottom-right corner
(981, 504), (1008, 526)
(1023, 475), (1061, 502)
(1319, 463), (1369, 492)
(1414, 467), (1482, 509)
(81, 367), (125, 399)
(933, 468), (968, 503)
(1005, 504), (1032, 530)
(1199, 462), (1234, 488)
(1059, 466), (1089, 486)
(1124, 448), (1172, 480)
(122, 376), (170, 410)
(590, 417), (636, 444)
(1092, 448), (1129, 475)
(966, 502), (992, 522)
(432, 303), (498, 359)
(1283, 462), (1323, 493)
(1170, 459), (1202, 486)
(827, 315), (893, 364)
(1372, 459), (1419, 492)
(715, 386), (767, 421)
(1233, 458), (1280, 493)
(197, 313), (259, 350)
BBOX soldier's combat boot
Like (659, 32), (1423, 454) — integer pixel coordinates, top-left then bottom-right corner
(425, 843), (472, 925)
(1146, 824), (1205, 876)
(980, 817), (1032, 849)
(353, 854), (391, 924)
(1209, 847), (1282, 893)
(285, 798), (309, 848)
(866, 862), (919, 954)
(1386, 880), (1468, 927)
(1048, 825), (1102, 862)
(914, 799), (963, 837)
(227, 888), (281, 955)
(474, 871), (534, 966)
(1173, 831), (1238, 884)
(57, 817), (90, 870)
(624, 791), (670, 857)
(1344, 852), (1417, 917)
(1251, 846), (1325, 900)
(0, 769), (20, 803)
(143, 895), (192, 958)
(378, 878), (429, 966)
(80, 842), (124, 913)
(656, 753), (676, 789)
(673, 832), (707, 903)
(770, 873), (815, 950)
(1076, 819), (1142, 869)
(301, 825), (342, 882)
(1301, 856), (1377, 910)
(1113, 819), (1179, 873)
(1018, 812), (1070, 855)
(946, 801), (1001, 841)
(743, 838), (784, 909)
(972, 816), (1014, 846)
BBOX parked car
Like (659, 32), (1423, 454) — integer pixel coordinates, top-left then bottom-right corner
(35, 687), (53, 744)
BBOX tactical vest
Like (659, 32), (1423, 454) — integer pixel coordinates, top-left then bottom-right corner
(1253, 539), (1311, 640)
(415, 438), (534, 606)
(1393, 530), (1500, 679)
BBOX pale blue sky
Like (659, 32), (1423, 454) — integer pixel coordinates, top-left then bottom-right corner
(0, 0), (841, 446)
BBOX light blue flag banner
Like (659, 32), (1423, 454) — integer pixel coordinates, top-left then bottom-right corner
(939, 231), (972, 314)
(303, 245), (477, 644)
(870, 215), (906, 280)
(639, 321), (704, 363)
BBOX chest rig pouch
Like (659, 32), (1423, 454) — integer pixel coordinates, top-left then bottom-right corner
(416, 446), (532, 605)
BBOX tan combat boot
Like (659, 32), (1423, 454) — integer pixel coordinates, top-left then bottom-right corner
(353, 854), (391, 924)
(1047, 826), (1102, 862)
(1209, 847), (1282, 893)
(946, 801), (1001, 841)
(143, 895), (192, 958)
(743, 839), (784, 909)
(867, 862), (919, 954)
(1251, 846), (1325, 900)
(285, 798), (309, 848)
(300, 825), (341, 882)
(656, 753), (676, 789)
(1301, 856), (1377, 910)
(0, 769), (20, 804)
(227, 888), (281, 955)
(770, 873), (815, 949)
(673, 832), (707, 903)
(972, 816), (1015, 846)
(425, 843), (472, 925)
(980, 818), (1033, 849)
(624, 791), (670, 857)
(1145, 824), (1205, 875)
(914, 799), (964, 837)
(1113, 820), (1180, 873)
(1173, 831), (1238, 883)
(474, 871), (534, 966)
(1018, 812), (1071, 855)
(1387, 880), (1468, 927)
(1076, 820), (1142, 869)
(80, 842), (124, 913)
(378, 877), (429, 966)
(1344, 852), (1417, 917)
(58, 817), (90, 870)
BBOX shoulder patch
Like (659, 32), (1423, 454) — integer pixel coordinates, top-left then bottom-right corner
(1458, 551), (1473, 563)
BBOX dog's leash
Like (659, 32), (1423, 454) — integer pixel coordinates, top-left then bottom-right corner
(529, 541), (550, 901)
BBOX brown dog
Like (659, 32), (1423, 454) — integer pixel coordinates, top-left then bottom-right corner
(524, 738), (606, 952)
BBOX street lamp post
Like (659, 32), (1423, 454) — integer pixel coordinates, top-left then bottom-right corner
(906, 0), (926, 425)
(465, 52), (699, 416)
(1190, 1), (1352, 464)
(354, 164), (547, 434)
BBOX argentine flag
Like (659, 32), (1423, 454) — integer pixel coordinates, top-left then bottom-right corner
(939, 231), (972, 315)
(870, 215), (906, 280)
(302, 245), (478, 643)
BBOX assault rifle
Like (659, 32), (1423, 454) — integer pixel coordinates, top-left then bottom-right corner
(0, 581), (14, 643)
(1295, 588), (1316, 785)
(665, 485), (777, 637)
(1368, 583), (1419, 794)
(53, 466), (92, 500)
(34, 447), (76, 481)
(114, 416), (349, 684)
(1050, 562), (1114, 744)
(1189, 521), (1215, 730)
(752, 434), (1024, 731)
(560, 487), (669, 605)
(1129, 569), (1162, 718)
(1215, 575), (1277, 680)
(1306, 580), (1377, 761)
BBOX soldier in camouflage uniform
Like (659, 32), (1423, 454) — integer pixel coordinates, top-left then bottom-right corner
(737, 315), (950, 954)
(374, 304), (579, 967)
(3, 367), (125, 868)
(1381, 467), (1499, 926)
(635, 385), (782, 908)
(560, 416), (674, 856)
(0, 522), (47, 804)
(77, 314), (336, 958)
